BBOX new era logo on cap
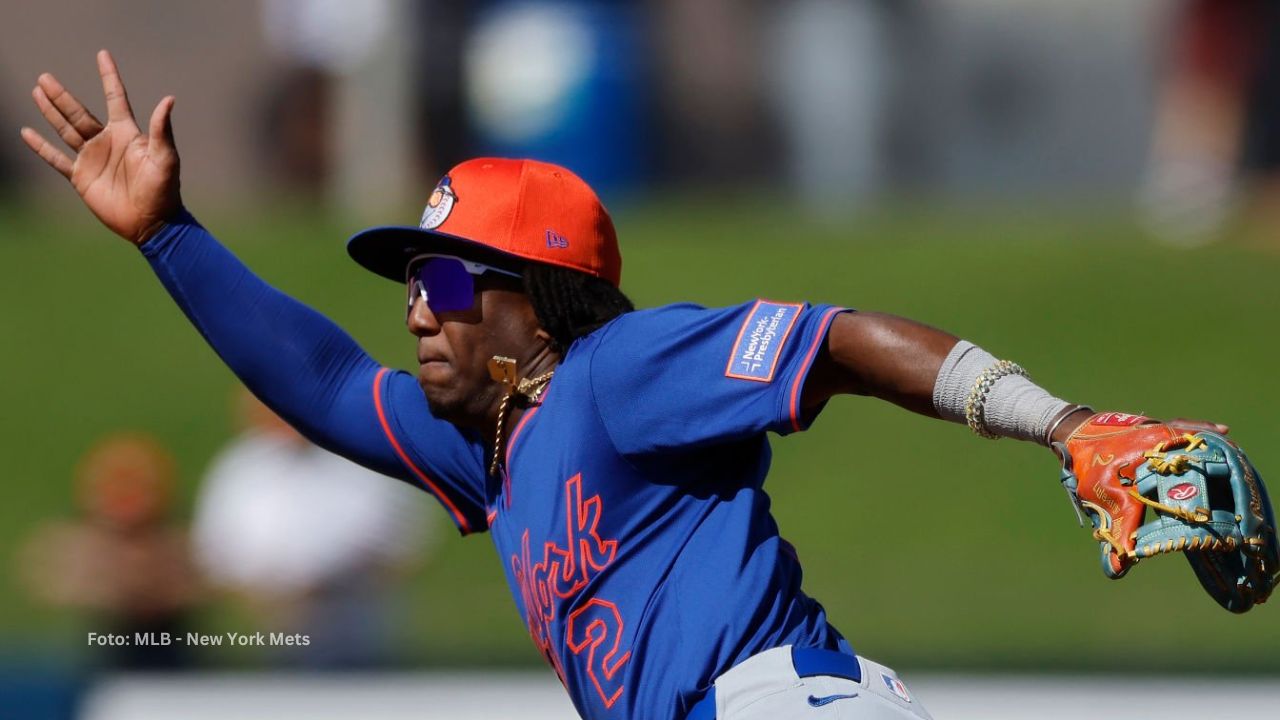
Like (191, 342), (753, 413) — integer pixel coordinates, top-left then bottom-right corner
(546, 229), (569, 248)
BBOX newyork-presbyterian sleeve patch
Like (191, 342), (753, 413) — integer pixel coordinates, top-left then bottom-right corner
(724, 300), (803, 382)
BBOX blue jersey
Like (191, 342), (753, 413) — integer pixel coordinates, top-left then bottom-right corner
(375, 301), (850, 718)
(143, 218), (851, 720)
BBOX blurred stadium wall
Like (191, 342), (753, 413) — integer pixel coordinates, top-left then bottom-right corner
(1, 0), (1174, 212)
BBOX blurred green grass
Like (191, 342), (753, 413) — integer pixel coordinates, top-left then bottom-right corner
(1, 198), (1278, 672)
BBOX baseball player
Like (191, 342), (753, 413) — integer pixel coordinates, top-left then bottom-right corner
(22, 52), (1277, 720)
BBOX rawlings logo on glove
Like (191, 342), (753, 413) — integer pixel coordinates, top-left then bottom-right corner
(1055, 413), (1279, 613)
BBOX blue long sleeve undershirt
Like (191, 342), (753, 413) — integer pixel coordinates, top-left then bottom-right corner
(140, 213), (409, 481)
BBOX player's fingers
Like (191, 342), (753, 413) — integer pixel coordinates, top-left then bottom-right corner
(96, 49), (136, 127)
(1168, 417), (1230, 435)
(36, 72), (104, 140)
(32, 85), (86, 150)
(147, 95), (176, 160)
(20, 126), (74, 179)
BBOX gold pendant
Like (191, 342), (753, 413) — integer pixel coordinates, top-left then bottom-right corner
(488, 355), (518, 388)
(486, 355), (554, 477)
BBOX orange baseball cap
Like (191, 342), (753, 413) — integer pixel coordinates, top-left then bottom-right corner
(347, 158), (622, 286)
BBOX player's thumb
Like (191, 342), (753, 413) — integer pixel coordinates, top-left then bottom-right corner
(148, 96), (178, 162)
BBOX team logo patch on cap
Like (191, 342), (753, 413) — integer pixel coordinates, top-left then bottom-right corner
(420, 176), (457, 229)
(724, 300), (802, 383)
(881, 673), (912, 703)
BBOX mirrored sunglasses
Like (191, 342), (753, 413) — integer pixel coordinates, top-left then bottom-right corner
(405, 254), (522, 318)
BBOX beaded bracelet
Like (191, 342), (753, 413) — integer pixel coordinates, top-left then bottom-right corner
(964, 360), (1028, 439)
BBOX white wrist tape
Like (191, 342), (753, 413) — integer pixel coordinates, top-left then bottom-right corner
(932, 340), (1074, 445)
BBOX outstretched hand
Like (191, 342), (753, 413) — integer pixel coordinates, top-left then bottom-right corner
(20, 50), (181, 245)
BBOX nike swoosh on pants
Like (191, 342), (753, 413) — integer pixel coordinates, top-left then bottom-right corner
(807, 693), (859, 707)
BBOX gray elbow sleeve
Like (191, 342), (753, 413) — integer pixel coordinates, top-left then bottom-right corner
(932, 340), (1074, 445)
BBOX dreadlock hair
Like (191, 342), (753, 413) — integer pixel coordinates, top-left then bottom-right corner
(523, 263), (634, 354)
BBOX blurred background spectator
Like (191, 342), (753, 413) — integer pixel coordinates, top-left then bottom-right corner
(192, 388), (435, 669)
(258, 0), (414, 212)
(1141, 0), (1280, 243)
(16, 434), (201, 672)
(766, 0), (915, 214)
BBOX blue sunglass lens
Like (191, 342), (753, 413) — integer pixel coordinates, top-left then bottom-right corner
(412, 258), (475, 314)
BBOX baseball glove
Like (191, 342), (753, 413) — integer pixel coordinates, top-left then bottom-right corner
(1055, 412), (1279, 613)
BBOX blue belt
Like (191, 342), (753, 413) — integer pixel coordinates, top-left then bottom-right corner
(686, 647), (862, 720)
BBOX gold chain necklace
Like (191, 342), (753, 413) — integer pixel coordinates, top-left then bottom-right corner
(488, 357), (554, 477)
